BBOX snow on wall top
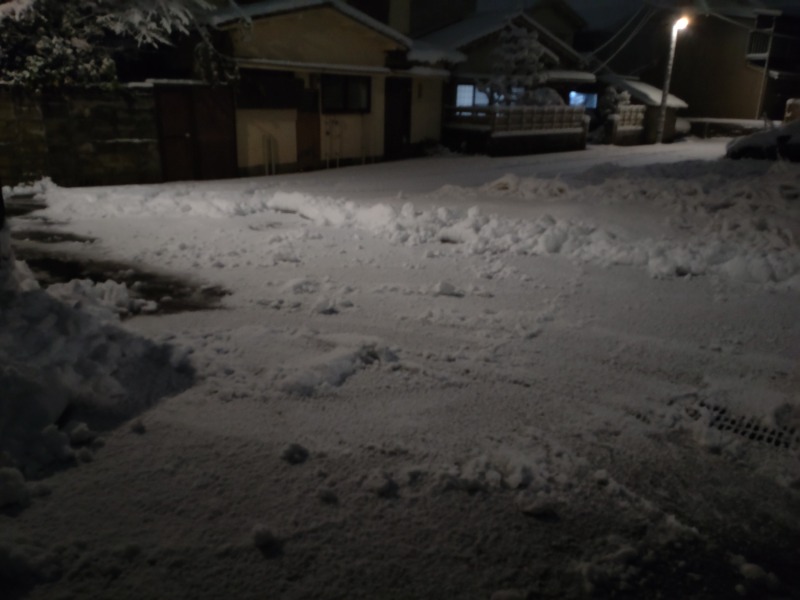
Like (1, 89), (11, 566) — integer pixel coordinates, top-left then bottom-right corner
(209, 0), (412, 48)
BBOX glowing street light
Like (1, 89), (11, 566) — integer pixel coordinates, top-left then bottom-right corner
(655, 16), (689, 144)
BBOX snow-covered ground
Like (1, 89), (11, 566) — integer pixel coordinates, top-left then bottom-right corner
(2, 140), (800, 599)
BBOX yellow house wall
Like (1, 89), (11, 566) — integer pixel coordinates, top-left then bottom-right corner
(410, 77), (443, 143)
(236, 109), (297, 170)
(230, 7), (400, 66)
(320, 76), (385, 161)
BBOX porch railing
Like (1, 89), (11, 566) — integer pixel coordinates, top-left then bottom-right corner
(444, 105), (587, 135)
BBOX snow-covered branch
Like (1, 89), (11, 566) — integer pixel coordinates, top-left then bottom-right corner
(0, 0), (224, 89)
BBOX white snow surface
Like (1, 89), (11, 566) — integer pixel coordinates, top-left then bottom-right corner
(1, 140), (800, 599)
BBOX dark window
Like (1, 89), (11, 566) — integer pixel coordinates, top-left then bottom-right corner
(237, 70), (302, 109)
(321, 75), (371, 113)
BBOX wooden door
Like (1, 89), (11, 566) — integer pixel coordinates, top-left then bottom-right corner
(156, 88), (196, 181)
(193, 87), (238, 180)
(384, 78), (412, 160)
(156, 86), (238, 181)
(296, 90), (320, 170)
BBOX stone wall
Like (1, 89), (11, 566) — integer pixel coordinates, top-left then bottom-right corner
(0, 87), (162, 187)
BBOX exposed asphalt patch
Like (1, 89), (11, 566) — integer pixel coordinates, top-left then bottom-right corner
(11, 229), (97, 244)
(14, 245), (229, 316)
(4, 194), (47, 218)
(8, 200), (228, 316)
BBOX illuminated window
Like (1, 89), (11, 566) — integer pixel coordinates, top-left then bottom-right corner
(456, 84), (491, 107)
(569, 91), (597, 109)
(456, 84), (474, 107)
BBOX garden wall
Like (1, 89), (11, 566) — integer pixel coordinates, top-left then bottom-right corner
(0, 87), (162, 187)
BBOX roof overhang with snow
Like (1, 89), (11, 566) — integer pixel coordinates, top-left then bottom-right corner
(213, 1), (415, 73)
(407, 41), (466, 66)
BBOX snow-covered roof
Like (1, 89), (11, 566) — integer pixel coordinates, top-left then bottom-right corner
(407, 41), (466, 66)
(234, 57), (391, 76)
(419, 10), (586, 68)
(601, 76), (689, 109)
(210, 0), (412, 48)
(406, 66), (453, 78)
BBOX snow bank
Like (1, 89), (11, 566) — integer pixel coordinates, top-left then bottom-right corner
(41, 158), (800, 289)
(0, 256), (193, 477)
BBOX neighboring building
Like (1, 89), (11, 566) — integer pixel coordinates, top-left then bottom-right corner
(210, 0), (456, 176)
(579, 2), (800, 122)
(669, 7), (800, 120)
(4, 0), (696, 187)
(416, 9), (595, 155)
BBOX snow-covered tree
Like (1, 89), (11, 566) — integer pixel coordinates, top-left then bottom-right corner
(0, 0), (228, 89)
(0, 0), (230, 288)
(488, 22), (548, 106)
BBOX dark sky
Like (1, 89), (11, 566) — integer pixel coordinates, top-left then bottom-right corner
(477, 0), (800, 29)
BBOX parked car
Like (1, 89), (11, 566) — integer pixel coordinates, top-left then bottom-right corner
(726, 119), (800, 161)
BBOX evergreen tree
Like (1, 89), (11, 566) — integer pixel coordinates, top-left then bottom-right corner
(489, 22), (547, 106)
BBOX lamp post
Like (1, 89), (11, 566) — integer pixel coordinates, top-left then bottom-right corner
(655, 16), (689, 144)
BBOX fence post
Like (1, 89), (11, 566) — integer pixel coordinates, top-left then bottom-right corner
(0, 177), (5, 230)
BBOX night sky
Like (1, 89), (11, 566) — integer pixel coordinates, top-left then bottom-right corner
(477, 0), (800, 30)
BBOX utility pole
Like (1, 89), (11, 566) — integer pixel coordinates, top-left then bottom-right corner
(755, 13), (776, 120)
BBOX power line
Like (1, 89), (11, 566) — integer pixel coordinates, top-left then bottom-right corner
(591, 7), (659, 73)
(585, 5), (647, 57)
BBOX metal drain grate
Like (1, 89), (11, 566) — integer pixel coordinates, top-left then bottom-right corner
(688, 399), (799, 450)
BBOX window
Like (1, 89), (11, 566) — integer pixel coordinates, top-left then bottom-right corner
(237, 70), (302, 109)
(569, 91), (598, 109)
(321, 75), (371, 113)
(456, 84), (489, 107)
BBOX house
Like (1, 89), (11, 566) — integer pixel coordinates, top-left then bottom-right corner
(414, 9), (595, 156)
(210, 0), (456, 176)
(668, 5), (800, 123)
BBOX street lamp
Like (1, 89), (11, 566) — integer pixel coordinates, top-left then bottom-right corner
(655, 16), (689, 144)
